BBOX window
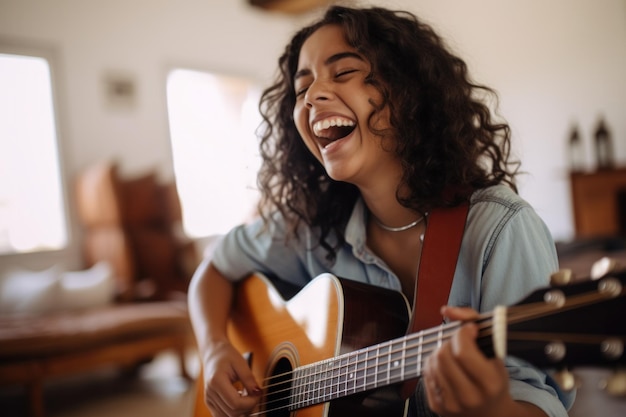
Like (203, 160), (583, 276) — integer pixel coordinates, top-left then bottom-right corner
(166, 69), (263, 238)
(0, 49), (67, 254)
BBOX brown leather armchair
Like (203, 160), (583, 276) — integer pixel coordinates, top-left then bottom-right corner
(74, 161), (197, 301)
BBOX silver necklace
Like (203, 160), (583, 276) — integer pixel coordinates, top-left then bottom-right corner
(373, 213), (426, 232)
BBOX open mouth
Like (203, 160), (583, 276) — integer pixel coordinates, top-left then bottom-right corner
(312, 117), (356, 147)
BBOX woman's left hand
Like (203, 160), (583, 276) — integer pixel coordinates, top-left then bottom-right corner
(423, 306), (513, 417)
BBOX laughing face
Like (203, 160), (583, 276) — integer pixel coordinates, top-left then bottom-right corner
(292, 24), (400, 188)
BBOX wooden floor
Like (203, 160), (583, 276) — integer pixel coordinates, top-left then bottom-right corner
(0, 350), (624, 417)
(0, 350), (198, 417)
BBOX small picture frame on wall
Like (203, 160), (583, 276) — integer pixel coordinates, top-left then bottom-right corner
(102, 71), (136, 110)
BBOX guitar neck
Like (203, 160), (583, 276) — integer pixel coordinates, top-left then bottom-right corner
(287, 319), (467, 410)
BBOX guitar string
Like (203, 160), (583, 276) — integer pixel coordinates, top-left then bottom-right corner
(263, 312), (493, 388)
(259, 319), (464, 393)
(505, 290), (620, 327)
(252, 308), (518, 415)
(261, 333), (456, 413)
(251, 320), (474, 413)
(250, 290), (619, 414)
(507, 331), (620, 343)
(263, 326), (458, 405)
(256, 297), (554, 404)
(252, 338), (454, 416)
(256, 313), (499, 406)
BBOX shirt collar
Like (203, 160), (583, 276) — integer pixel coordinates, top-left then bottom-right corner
(345, 197), (368, 254)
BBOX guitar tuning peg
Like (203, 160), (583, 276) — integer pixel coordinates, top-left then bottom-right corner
(550, 269), (573, 286)
(590, 257), (618, 280)
(599, 369), (626, 397)
(552, 368), (579, 392)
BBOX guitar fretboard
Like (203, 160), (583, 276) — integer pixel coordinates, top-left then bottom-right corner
(288, 322), (460, 410)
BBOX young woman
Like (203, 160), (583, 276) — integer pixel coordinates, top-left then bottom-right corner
(188, 5), (573, 417)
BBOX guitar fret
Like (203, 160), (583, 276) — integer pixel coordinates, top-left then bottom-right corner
(374, 345), (380, 388)
(377, 342), (390, 388)
(364, 349), (371, 391)
(302, 365), (312, 407)
(303, 367), (309, 406)
(417, 331), (424, 378)
(401, 338), (406, 383)
(296, 366), (302, 407)
(291, 368), (300, 409)
(348, 352), (357, 395)
(389, 339), (403, 384)
(324, 360), (331, 402)
(330, 359), (337, 400)
(365, 349), (377, 389)
(321, 361), (326, 402)
(315, 362), (322, 404)
(339, 355), (349, 398)
(321, 361), (327, 402)
(329, 359), (336, 399)
(305, 365), (312, 406)
(292, 367), (299, 410)
(386, 341), (392, 384)
(332, 359), (337, 400)
(356, 350), (366, 392)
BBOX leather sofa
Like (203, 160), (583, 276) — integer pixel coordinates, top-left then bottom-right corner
(0, 161), (198, 416)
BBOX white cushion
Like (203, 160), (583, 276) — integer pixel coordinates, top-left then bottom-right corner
(0, 266), (62, 315)
(61, 261), (115, 310)
(0, 262), (116, 315)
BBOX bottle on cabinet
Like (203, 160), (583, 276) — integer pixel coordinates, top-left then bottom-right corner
(594, 117), (614, 170)
(567, 124), (584, 173)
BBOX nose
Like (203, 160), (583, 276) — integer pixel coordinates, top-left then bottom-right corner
(304, 79), (332, 108)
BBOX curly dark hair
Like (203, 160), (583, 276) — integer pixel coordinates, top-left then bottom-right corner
(256, 5), (519, 260)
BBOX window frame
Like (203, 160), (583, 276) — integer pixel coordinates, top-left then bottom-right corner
(0, 39), (71, 257)
(164, 65), (265, 239)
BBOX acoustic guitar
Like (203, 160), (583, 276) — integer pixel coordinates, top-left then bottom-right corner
(192, 269), (626, 417)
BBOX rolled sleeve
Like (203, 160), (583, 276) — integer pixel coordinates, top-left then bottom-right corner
(211, 216), (313, 288)
(452, 186), (574, 416)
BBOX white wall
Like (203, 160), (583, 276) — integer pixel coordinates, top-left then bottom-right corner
(0, 0), (625, 271)
(389, 0), (626, 241)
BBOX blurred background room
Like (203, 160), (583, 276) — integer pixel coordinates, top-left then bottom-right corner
(0, 0), (625, 416)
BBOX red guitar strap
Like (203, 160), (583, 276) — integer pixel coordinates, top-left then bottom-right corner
(402, 201), (470, 399)
(412, 202), (469, 331)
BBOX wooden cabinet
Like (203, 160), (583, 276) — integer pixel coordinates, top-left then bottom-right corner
(570, 168), (626, 237)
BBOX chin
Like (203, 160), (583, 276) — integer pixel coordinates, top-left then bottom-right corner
(324, 167), (354, 184)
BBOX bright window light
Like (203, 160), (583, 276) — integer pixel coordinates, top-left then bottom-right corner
(166, 69), (263, 238)
(0, 53), (67, 254)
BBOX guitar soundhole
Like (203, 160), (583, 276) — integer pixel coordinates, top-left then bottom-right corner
(265, 357), (293, 417)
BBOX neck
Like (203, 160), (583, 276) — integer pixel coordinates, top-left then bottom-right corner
(360, 185), (418, 231)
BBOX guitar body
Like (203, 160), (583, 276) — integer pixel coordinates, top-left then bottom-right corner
(193, 273), (412, 417)
(193, 267), (626, 416)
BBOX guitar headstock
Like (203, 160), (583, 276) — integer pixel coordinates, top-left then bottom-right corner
(479, 257), (626, 395)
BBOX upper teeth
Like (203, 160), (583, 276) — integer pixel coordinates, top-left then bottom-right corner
(313, 117), (355, 137)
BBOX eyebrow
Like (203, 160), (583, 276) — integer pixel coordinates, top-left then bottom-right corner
(294, 51), (365, 81)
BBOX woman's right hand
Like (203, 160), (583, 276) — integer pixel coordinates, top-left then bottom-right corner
(202, 340), (262, 417)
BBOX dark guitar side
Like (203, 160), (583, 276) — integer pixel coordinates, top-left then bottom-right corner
(193, 273), (413, 417)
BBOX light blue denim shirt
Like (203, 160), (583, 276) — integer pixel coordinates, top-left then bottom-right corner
(212, 185), (574, 417)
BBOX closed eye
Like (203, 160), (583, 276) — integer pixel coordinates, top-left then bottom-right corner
(295, 86), (308, 97)
(336, 69), (358, 78)
(294, 69), (360, 98)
